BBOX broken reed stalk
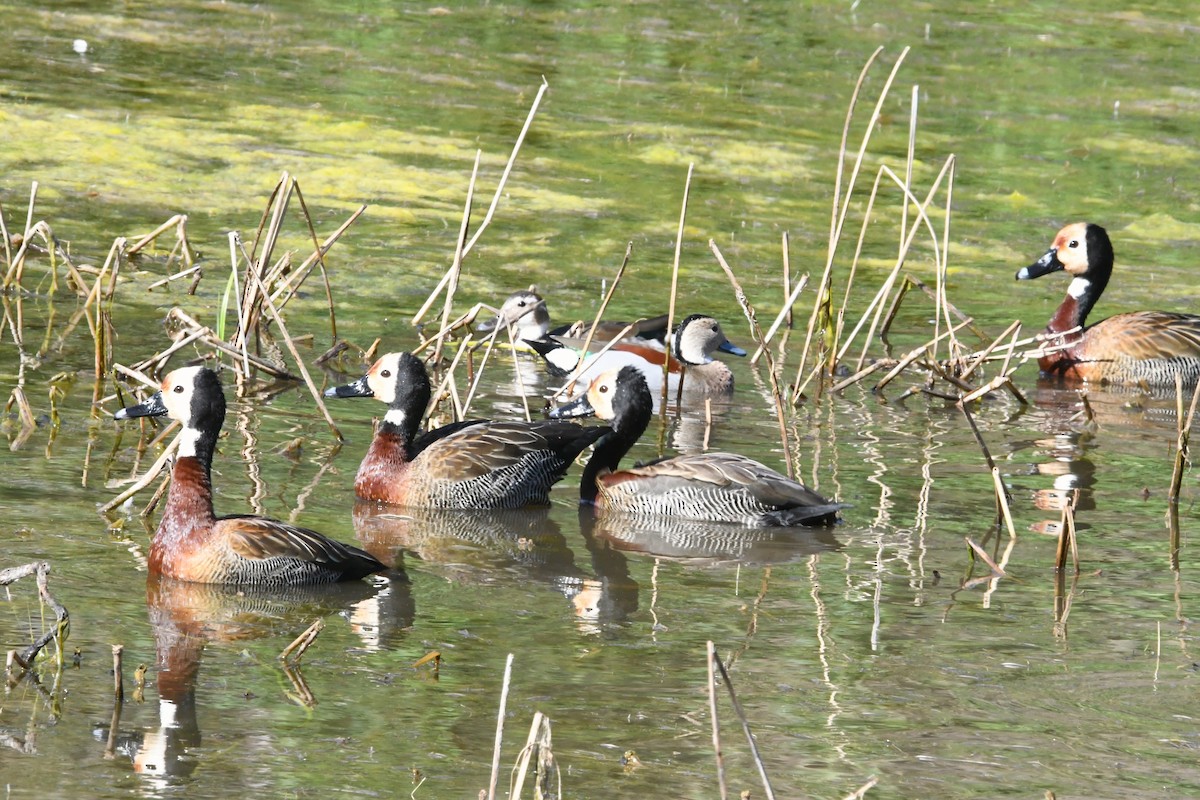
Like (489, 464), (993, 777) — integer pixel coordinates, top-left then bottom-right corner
(751, 273), (810, 365)
(959, 319), (1021, 382)
(510, 712), (558, 800)
(706, 641), (729, 800)
(412, 78), (550, 328)
(709, 239), (795, 479)
(869, 317), (973, 393)
(279, 619), (324, 665)
(433, 151), (480, 367)
(965, 537), (1006, 577)
(112, 644), (124, 703)
(1055, 490), (1080, 574)
(549, 320), (641, 401)
(99, 426), (180, 514)
(285, 182), (342, 343)
(660, 162), (694, 416)
(242, 265), (344, 441)
(842, 159), (957, 374)
(487, 653), (515, 800)
(711, 648), (775, 800)
(794, 46), (892, 393)
(842, 776), (880, 800)
(0, 561), (70, 674)
(572, 241), (634, 366)
(1168, 371), (1200, 504)
(958, 401), (1016, 535)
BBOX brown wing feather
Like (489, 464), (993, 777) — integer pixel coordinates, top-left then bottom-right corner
(417, 420), (601, 480)
(622, 452), (831, 508)
(1086, 312), (1200, 361)
(220, 516), (379, 568)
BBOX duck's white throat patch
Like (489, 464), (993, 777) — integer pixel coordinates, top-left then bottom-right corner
(1067, 277), (1091, 299)
(176, 427), (203, 458)
(384, 408), (408, 428)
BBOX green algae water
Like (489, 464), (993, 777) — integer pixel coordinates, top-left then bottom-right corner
(2, 2), (1200, 798)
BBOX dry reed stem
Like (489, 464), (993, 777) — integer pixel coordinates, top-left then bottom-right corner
(284, 182), (340, 342)
(751, 273), (809, 364)
(846, 160), (957, 373)
(957, 399), (997, 471)
(571, 241), (635, 366)
(870, 318), (973, 393)
(487, 653), (515, 800)
(0, 194), (10, 268)
(549, 320), (642, 401)
(709, 239), (795, 478)
(842, 777), (880, 800)
(412, 79), (550, 327)
(959, 320), (1021, 382)
(706, 641), (729, 800)
(711, 648), (776, 800)
(271, 203), (365, 314)
(965, 537), (1006, 577)
(0, 561), (69, 675)
(429, 339), (474, 421)
(660, 163), (694, 415)
(830, 360), (888, 393)
(279, 619), (324, 664)
(99, 430), (180, 514)
(1169, 372), (1200, 503)
(248, 273), (343, 439)
(165, 308), (295, 379)
(795, 46), (892, 389)
(433, 151), (480, 367)
(112, 644), (124, 703)
(509, 712), (558, 800)
(992, 466), (1016, 538)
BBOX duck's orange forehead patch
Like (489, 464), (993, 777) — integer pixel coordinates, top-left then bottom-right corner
(161, 374), (174, 392)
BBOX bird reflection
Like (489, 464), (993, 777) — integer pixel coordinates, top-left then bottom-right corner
(578, 508), (842, 565)
(353, 503), (639, 632)
(97, 575), (399, 791)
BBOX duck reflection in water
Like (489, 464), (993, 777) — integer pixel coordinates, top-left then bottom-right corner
(352, 504), (639, 633)
(579, 508), (842, 565)
(98, 574), (405, 789)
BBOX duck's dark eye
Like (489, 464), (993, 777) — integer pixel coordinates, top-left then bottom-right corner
(599, 384), (609, 394)
(173, 385), (185, 394)
(1068, 239), (1079, 248)
(381, 369), (391, 378)
(518, 300), (527, 307)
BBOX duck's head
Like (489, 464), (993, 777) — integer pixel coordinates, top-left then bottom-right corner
(325, 352), (431, 429)
(550, 366), (651, 430)
(477, 290), (550, 342)
(673, 315), (747, 366)
(115, 366), (226, 457)
(1016, 222), (1114, 300)
(116, 366), (225, 427)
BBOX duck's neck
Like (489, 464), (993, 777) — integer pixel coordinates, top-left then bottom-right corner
(356, 408), (418, 498)
(1047, 277), (1101, 336)
(580, 400), (652, 504)
(153, 427), (219, 574)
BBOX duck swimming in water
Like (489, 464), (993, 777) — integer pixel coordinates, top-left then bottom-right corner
(550, 366), (843, 527)
(1017, 222), (1200, 386)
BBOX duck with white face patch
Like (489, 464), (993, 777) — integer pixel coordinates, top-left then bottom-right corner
(114, 366), (386, 585)
(325, 351), (609, 509)
(1017, 222), (1200, 386)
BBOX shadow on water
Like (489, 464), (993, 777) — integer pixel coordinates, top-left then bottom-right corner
(94, 575), (404, 792)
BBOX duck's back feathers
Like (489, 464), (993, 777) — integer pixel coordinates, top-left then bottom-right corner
(418, 419), (609, 481)
(220, 517), (386, 584)
(599, 452), (844, 527)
